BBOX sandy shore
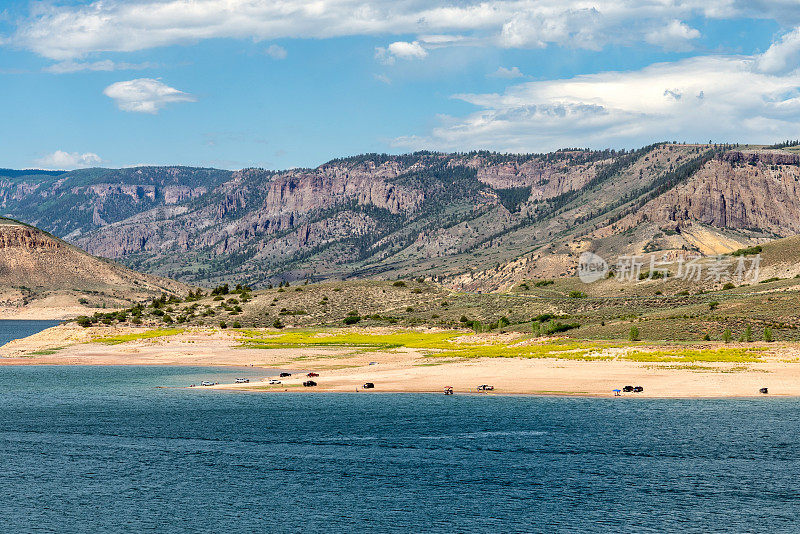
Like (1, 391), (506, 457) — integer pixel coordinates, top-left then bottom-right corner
(2, 324), (800, 398)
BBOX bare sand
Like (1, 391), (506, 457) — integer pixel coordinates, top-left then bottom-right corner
(2, 324), (799, 398)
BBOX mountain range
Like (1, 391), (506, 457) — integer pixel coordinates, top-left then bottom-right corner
(2, 142), (798, 290)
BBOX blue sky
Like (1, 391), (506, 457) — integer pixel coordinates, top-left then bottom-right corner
(1, 1), (800, 170)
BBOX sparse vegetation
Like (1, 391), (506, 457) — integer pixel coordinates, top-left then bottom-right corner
(629, 326), (639, 342)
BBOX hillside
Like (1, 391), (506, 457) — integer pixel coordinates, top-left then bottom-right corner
(3, 143), (799, 289)
(0, 218), (189, 318)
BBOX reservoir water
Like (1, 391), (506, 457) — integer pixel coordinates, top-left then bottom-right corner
(0, 319), (61, 346)
(0, 365), (798, 532)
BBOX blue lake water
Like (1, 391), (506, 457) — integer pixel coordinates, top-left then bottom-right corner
(0, 366), (798, 532)
(0, 319), (62, 346)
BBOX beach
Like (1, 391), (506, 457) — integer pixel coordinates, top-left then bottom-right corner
(2, 324), (799, 397)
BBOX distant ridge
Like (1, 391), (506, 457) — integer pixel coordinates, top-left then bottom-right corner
(0, 169), (64, 178)
(2, 143), (800, 290)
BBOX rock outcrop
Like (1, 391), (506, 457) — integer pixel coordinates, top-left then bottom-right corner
(2, 145), (800, 288)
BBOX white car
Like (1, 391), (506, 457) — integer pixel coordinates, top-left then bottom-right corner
(235, 378), (249, 384)
(268, 379), (282, 384)
(200, 381), (214, 386)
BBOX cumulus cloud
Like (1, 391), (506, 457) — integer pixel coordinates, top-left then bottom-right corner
(375, 40), (427, 64)
(43, 59), (154, 74)
(645, 20), (700, 51)
(35, 150), (102, 170)
(756, 27), (800, 74)
(103, 78), (196, 114)
(265, 44), (287, 59)
(388, 40), (427, 59)
(489, 66), (524, 78)
(14, 0), (788, 60)
(393, 54), (800, 152)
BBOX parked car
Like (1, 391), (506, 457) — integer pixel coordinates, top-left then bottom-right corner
(633, 386), (644, 393)
(279, 372), (292, 377)
(268, 379), (282, 385)
(363, 382), (375, 389)
(477, 384), (494, 391)
(623, 385), (634, 392)
(307, 372), (319, 377)
(303, 380), (317, 387)
(235, 378), (249, 384)
(200, 381), (214, 386)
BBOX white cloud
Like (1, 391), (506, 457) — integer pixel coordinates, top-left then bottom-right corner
(374, 73), (391, 84)
(393, 54), (800, 152)
(756, 27), (800, 74)
(645, 20), (700, 51)
(35, 150), (102, 170)
(388, 40), (427, 59)
(103, 78), (196, 114)
(43, 59), (154, 74)
(265, 44), (287, 59)
(489, 66), (524, 78)
(14, 0), (784, 60)
(376, 40), (427, 64)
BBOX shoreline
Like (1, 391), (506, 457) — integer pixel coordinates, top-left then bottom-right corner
(1, 324), (798, 399)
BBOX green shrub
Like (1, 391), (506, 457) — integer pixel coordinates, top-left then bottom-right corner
(219, 321), (227, 329)
(569, 291), (586, 299)
(393, 281), (406, 287)
(211, 284), (230, 296)
(722, 282), (735, 290)
(272, 319), (284, 329)
(629, 325), (639, 341)
(343, 315), (362, 325)
(764, 328), (773, 342)
(740, 325), (753, 342)
(731, 245), (762, 257)
(722, 329), (732, 343)
(543, 320), (580, 335)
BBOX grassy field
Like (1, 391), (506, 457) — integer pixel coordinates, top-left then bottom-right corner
(234, 328), (771, 363)
(93, 328), (185, 345)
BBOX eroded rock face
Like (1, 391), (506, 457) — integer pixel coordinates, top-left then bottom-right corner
(0, 225), (62, 251)
(636, 155), (800, 235)
(4, 146), (800, 287)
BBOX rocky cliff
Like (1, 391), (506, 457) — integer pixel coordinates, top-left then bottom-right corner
(617, 150), (800, 235)
(3, 144), (800, 289)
